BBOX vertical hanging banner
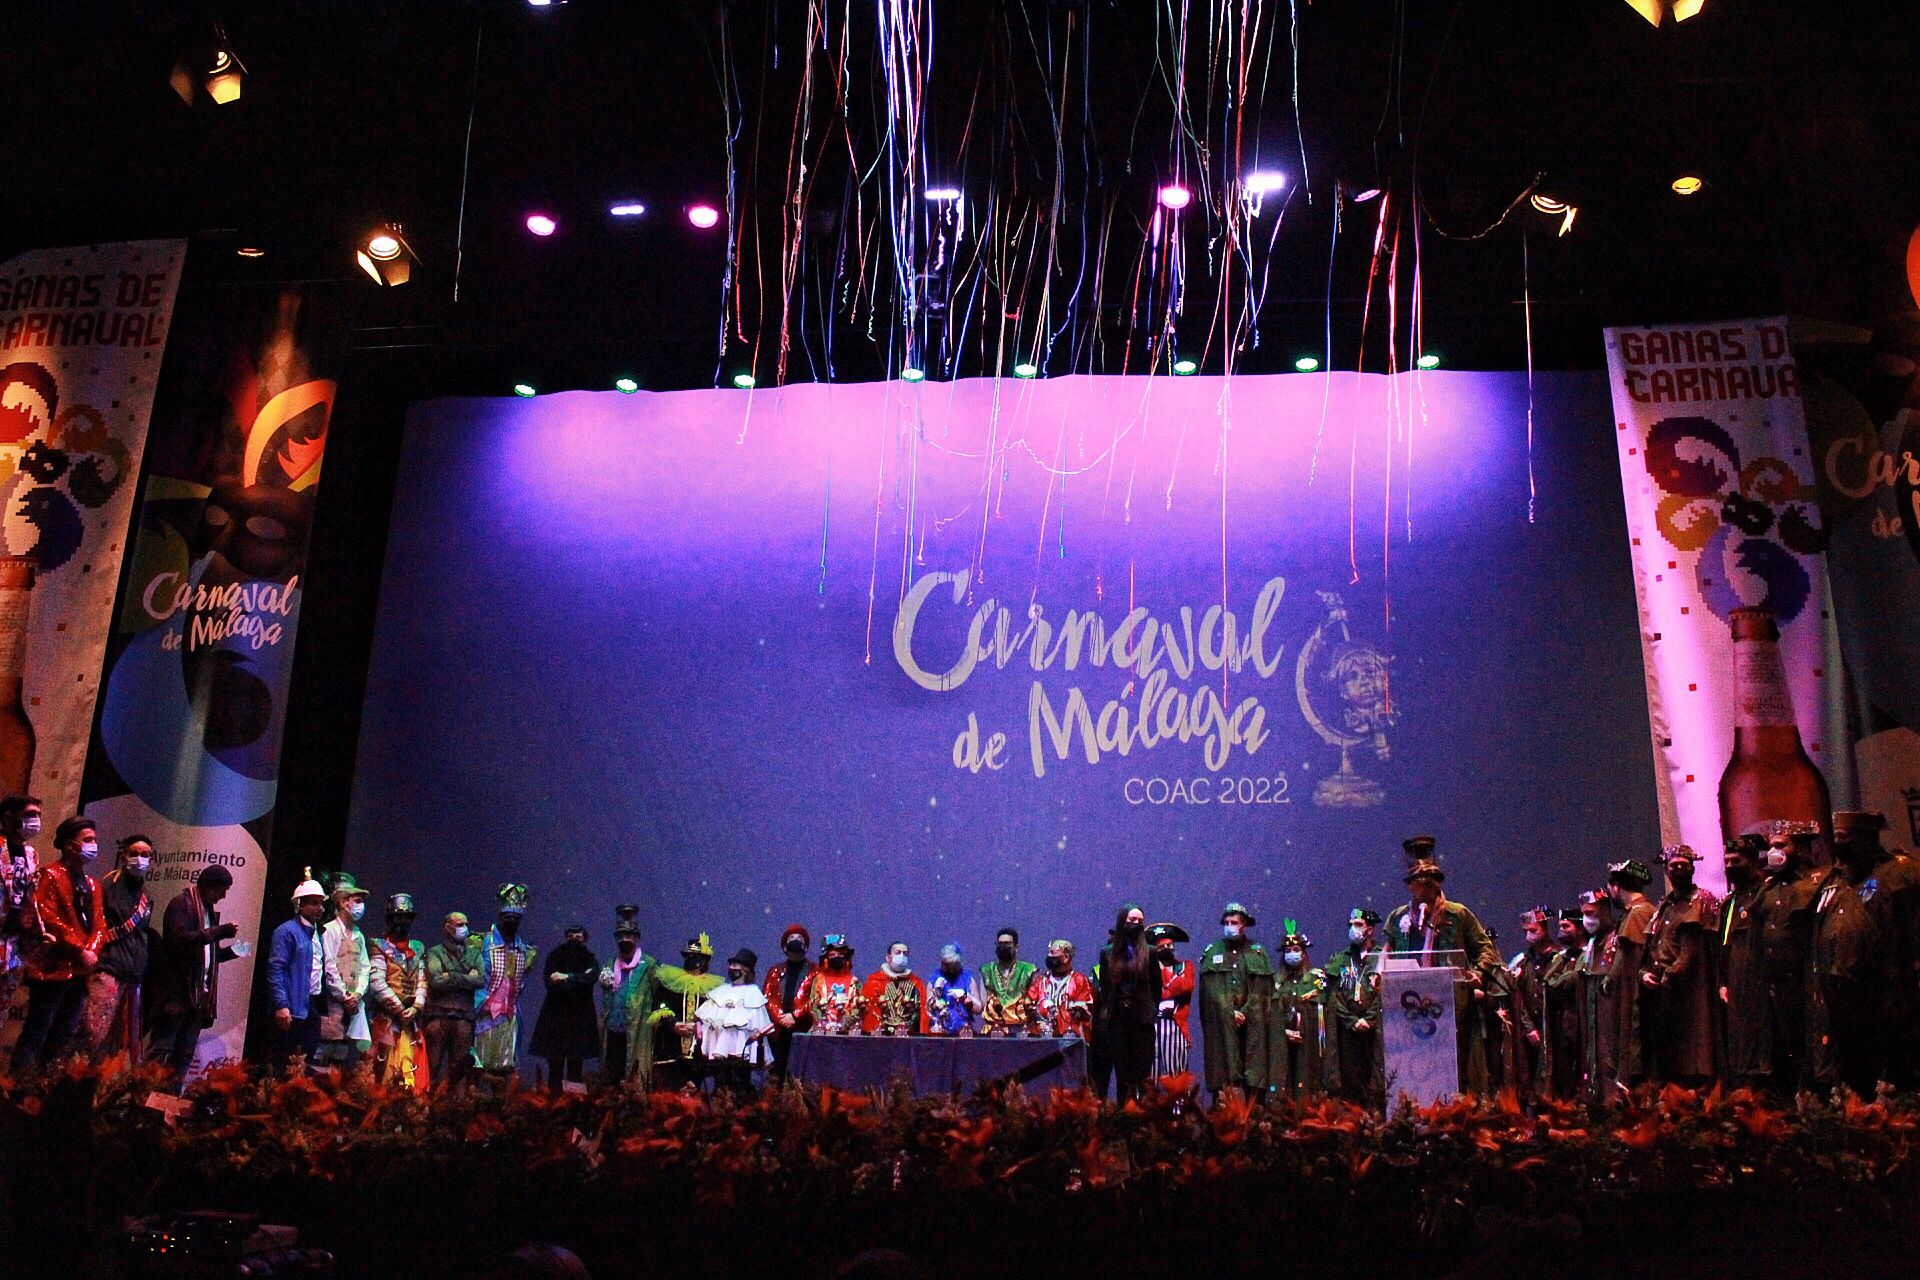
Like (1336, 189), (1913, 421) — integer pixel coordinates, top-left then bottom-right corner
(81, 281), (346, 1070)
(0, 240), (184, 1055)
(1605, 318), (1834, 887)
(0, 241), (185, 824)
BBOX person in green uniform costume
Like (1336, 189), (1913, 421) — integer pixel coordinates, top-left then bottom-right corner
(1576, 888), (1620, 1102)
(980, 927), (1037, 1035)
(652, 933), (724, 1092)
(1273, 921), (1326, 1101)
(1810, 810), (1920, 1095)
(1506, 908), (1559, 1105)
(1718, 835), (1772, 1090)
(1324, 908), (1383, 1107)
(1382, 836), (1500, 1096)
(1540, 909), (1586, 1100)
(1758, 820), (1820, 1094)
(1604, 857), (1657, 1089)
(1198, 902), (1281, 1099)
(599, 906), (666, 1087)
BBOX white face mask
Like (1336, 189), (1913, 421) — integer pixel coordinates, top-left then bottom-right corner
(127, 856), (151, 876)
(78, 840), (99, 862)
(1581, 914), (1602, 934)
(889, 951), (910, 972)
(1283, 950), (1304, 966)
(346, 900), (367, 922)
(1765, 848), (1789, 871)
(452, 925), (470, 943)
(20, 816), (40, 837)
(1348, 925), (1367, 944)
(1223, 923), (1244, 939)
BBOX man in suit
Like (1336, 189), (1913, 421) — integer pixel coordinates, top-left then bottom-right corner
(150, 865), (240, 1088)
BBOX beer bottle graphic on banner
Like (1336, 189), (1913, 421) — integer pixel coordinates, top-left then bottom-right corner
(1719, 605), (1830, 845)
(0, 556), (37, 796)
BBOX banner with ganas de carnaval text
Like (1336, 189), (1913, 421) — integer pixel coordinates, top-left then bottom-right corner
(79, 281), (347, 1072)
(1605, 318), (1839, 890)
(0, 241), (185, 1054)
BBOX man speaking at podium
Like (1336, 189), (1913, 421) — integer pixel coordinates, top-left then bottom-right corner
(1383, 836), (1501, 1095)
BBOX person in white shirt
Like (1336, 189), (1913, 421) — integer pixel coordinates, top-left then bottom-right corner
(695, 948), (773, 1097)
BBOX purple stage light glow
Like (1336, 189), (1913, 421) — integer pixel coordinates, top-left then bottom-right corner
(526, 213), (558, 237)
(1157, 184), (1192, 211)
(687, 204), (722, 229)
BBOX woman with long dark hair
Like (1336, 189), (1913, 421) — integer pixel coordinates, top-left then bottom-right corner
(1091, 903), (1162, 1101)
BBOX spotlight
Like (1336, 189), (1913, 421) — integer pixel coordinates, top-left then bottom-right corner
(170, 25), (247, 106)
(609, 202), (647, 218)
(687, 204), (722, 229)
(1158, 184), (1193, 211)
(1172, 358), (1198, 375)
(1416, 353), (1441, 370)
(1293, 356), (1320, 372)
(526, 213), (557, 237)
(1529, 193), (1579, 236)
(235, 246), (266, 259)
(1351, 187), (1383, 203)
(732, 372), (756, 389)
(925, 187), (962, 203)
(1244, 171), (1287, 195)
(513, 383), (537, 397)
(614, 377), (639, 393)
(1671, 174), (1706, 196)
(355, 224), (416, 287)
(1622, 0), (1704, 25)
(901, 366), (926, 383)
(1013, 362), (1039, 379)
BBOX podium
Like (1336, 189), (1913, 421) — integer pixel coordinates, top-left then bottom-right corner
(1372, 950), (1467, 1108)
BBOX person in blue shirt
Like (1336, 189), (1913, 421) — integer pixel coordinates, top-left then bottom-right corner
(265, 871), (331, 1067)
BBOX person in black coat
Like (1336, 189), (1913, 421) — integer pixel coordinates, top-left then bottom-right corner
(1090, 903), (1163, 1101)
(149, 865), (241, 1090)
(530, 924), (600, 1091)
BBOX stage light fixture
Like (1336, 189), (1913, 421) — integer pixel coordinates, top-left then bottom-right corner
(732, 372), (756, 389)
(1294, 356), (1320, 372)
(1417, 353), (1441, 370)
(1623, 0), (1704, 25)
(687, 204), (722, 229)
(1158, 184), (1193, 211)
(1529, 193), (1579, 236)
(526, 213), (557, 237)
(1352, 187), (1383, 203)
(355, 225), (416, 287)
(1013, 362), (1039, 379)
(236, 246), (266, 259)
(513, 383), (537, 397)
(1244, 171), (1287, 195)
(1671, 174), (1706, 196)
(901, 366), (926, 383)
(170, 25), (247, 106)
(925, 187), (962, 202)
(1172, 358), (1198, 375)
(609, 202), (647, 218)
(615, 377), (639, 393)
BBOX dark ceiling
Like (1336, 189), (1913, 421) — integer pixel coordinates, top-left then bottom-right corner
(6, 0), (1913, 398)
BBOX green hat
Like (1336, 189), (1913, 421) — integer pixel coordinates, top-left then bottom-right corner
(497, 883), (530, 914)
(682, 932), (714, 959)
(1281, 919), (1310, 948)
(1347, 908), (1381, 927)
(1607, 859), (1652, 887)
(330, 872), (368, 903)
(1220, 902), (1256, 926)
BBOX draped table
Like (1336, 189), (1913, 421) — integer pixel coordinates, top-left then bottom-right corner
(787, 1032), (1088, 1095)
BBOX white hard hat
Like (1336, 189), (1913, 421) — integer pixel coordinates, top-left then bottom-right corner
(292, 871), (327, 901)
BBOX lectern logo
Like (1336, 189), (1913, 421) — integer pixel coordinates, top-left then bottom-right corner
(1400, 989), (1442, 1040)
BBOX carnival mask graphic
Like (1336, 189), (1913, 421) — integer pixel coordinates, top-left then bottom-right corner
(0, 361), (136, 574)
(1642, 413), (1824, 624)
